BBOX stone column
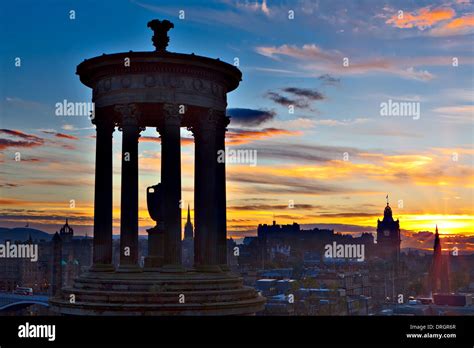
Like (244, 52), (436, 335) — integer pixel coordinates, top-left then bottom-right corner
(216, 116), (230, 271)
(191, 109), (222, 272)
(159, 104), (184, 272)
(116, 104), (142, 272)
(90, 116), (115, 272)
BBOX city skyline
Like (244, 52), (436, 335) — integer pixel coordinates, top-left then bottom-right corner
(1, 0), (473, 252)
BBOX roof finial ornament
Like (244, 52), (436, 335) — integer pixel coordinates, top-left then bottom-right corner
(147, 19), (174, 52)
(386, 194), (389, 206)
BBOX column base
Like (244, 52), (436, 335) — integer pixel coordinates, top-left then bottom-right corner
(195, 264), (223, 273)
(160, 264), (186, 273)
(116, 264), (142, 273)
(89, 263), (115, 272)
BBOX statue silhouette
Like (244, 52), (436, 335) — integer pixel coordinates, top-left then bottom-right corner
(147, 183), (164, 225)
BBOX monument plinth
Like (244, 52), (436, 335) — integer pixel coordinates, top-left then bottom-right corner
(50, 19), (265, 315)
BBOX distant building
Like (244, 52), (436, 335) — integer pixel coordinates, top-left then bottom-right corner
(59, 218), (74, 243)
(181, 205), (194, 268)
(368, 199), (407, 305)
(428, 225), (450, 294)
(57, 219), (92, 287)
(250, 220), (374, 267)
(0, 219), (92, 294)
(376, 200), (401, 266)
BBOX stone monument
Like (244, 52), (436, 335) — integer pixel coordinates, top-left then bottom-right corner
(50, 19), (265, 315)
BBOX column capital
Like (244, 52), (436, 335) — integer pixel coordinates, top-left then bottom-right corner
(115, 103), (141, 127)
(188, 108), (226, 136)
(216, 114), (231, 132)
(93, 117), (116, 133)
(162, 103), (184, 126)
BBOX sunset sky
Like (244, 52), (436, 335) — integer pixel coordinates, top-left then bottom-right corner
(1, 0), (473, 252)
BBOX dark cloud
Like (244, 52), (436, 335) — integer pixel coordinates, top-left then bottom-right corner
(0, 138), (40, 150)
(227, 172), (358, 195)
(0, 129), (81, 151)
(41, 130), (79, 140)
(282, 87), (325, 101)
(0, 129), (43, 142)
(230, 204), (320, 211)
(0, 129), (44, 150)
(0, 183), (20, 188)
(318, 74), (341, 86)
(310, 212), (379, 218)
(0, 212), (92, 223)
(29, 178), (92, 186)
(60, 143), (76, 150)
(266, 91), (310, 109)
(245, 141), (361, 162)
(21, 158), (42, 162)
(227, 108), (276, 126)
(265, 87), (325, 110)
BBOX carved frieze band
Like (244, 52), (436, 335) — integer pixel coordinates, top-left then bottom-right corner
(95, 74), (226, 100)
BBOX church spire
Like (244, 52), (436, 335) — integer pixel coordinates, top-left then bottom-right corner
(430, 224), (449, 293)
(184, 204), (194, 240)
(433, 225), (441, 253)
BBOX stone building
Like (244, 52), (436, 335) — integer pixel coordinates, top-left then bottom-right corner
(376, 200), (401, 267)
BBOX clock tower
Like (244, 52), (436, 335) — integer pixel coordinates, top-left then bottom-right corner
(376, 196), (401, 265)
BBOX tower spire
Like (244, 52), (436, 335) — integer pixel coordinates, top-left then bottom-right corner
(183, 204), (194, 240)
(386, 194), (389, 206)
(433, 225), (441, 251)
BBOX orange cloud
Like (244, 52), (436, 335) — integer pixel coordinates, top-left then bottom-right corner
(226, 128), (301, 145)
(445, 14), (474, 29)
(430, 14), (474, 36)
(386, 7), (455, 29)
